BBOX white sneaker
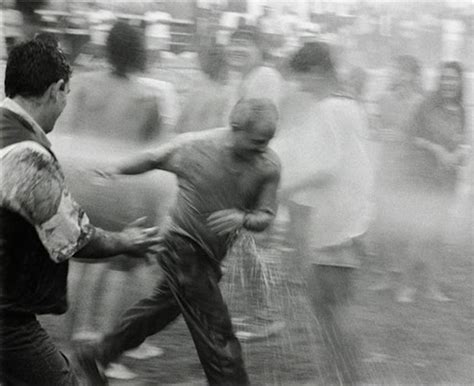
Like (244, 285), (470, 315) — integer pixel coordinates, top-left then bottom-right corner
(124, 343), (164, 360)
(71, 331), (102, 342)
(396, 287), (416, 303)
(235, 320), (286, 342)
(104, 362), (138, 380)
(426, 288), (452, 302)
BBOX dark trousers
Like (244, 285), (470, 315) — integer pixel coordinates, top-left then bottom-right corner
(0, 314), (78, 385)
(96, 235), (249, 386)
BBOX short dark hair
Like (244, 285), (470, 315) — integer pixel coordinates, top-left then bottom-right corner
(230, 98), (278, 133)
(289, 41), (336, 75)
(106, 21), (146, 76)
(5, 39), (71, 98)
(34, 32), (60, 48)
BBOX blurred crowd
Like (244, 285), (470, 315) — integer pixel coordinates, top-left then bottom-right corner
(1, 0), (474, 70)
(1, 0), (472, 384)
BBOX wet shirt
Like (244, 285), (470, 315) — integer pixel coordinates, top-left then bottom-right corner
(147, 128), (280, 263)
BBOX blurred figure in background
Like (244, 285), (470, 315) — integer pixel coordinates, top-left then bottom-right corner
(227, 27), (284, 111)
(57, 20), (166, 380)
(175, 44), (229, 134)
(226, 26), (286, 340)
(2, 0), (24, 56)
(398, 61), (470, 302)
(370, 55), (424, 295)
(342, 66), (379, 259)
(278, 41), (374, 385)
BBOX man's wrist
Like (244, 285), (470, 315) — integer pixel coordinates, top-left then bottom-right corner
(116, 230), (133, 255)
(242, 211), (250, 230)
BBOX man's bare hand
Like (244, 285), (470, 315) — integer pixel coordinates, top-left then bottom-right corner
(121, 217), (161, 258)
(207, 209), (245, 236)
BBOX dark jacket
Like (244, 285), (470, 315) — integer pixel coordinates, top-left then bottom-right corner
(0, 107), (69, 316)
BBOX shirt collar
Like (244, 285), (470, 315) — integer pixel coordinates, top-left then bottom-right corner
(1, 97), (52, 149)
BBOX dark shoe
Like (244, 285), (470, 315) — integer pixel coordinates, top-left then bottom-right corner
(75, 344), (108, 386)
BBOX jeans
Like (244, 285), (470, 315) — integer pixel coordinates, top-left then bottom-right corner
(0, 313), (78, 385)
(96, 235), (249, 386)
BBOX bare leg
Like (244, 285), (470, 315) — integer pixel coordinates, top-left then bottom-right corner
(307, 263), (360, 385)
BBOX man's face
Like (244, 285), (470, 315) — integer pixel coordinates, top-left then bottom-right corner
(227, 37), (259, 70)
(232, 122), (275, 159)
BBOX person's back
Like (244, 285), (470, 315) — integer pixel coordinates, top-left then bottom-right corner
(277, 94), (373, 249)
(59, 71), (160, 143)
(56, 20), (161, 144)
(175, 45), (229, 134)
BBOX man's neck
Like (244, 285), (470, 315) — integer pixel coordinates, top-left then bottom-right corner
(11, 96), (46, 129)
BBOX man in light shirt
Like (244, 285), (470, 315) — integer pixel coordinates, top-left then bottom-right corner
(276, 41), (374, 384)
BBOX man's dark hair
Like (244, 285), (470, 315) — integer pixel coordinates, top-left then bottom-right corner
(5, 39), (71, 98)
(34, 32), (60, 48)
(106, 21), (146, 76)
(230, 98), (278, 133)
(289, 41), (336, 75)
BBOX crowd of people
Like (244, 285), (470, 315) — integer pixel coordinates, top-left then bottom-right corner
(0, 3), (472, 385)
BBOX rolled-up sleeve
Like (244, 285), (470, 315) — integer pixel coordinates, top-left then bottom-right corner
(0, 141), (93, 262)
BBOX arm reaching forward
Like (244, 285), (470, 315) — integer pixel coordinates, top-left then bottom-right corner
(97, 138), (183, 178)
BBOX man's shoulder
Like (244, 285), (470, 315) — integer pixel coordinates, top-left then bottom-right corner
(176, 127), (228, 146)
(259, 147), (282, 177)
(1, 141), (57, 180)
(1, 140), (52, 160)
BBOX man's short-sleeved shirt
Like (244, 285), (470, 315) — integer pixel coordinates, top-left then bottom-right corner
(161, 128), (280, 263)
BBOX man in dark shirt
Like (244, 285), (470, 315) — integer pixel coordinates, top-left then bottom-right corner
(0, 38), (160, 385)
(82, 98), (281, 385)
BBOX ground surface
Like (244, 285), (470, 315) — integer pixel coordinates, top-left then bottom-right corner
(41, 220), (473, 385)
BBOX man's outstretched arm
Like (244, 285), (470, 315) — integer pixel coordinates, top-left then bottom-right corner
(99, 139), (182, 177)
(74, 218), (160, 260)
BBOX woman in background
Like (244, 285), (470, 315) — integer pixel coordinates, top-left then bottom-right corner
(400, 61), (470, 302)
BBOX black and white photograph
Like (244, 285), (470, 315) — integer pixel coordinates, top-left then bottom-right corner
(0, 0), (472, 384)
